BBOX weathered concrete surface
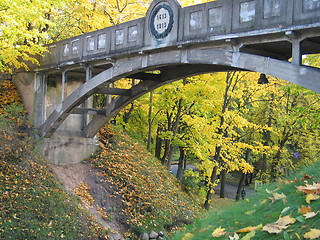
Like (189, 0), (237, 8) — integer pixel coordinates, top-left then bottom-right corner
(41, 134), (98, 165)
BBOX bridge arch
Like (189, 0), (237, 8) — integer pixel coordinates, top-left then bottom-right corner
(41, 46), (320, 138)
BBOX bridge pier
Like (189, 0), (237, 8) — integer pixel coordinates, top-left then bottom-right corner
(13, 70), (99, 165)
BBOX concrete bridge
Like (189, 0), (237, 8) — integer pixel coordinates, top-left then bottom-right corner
(13, 0), (320, 164)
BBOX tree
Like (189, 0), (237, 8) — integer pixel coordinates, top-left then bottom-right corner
(0, 0), (67, 72)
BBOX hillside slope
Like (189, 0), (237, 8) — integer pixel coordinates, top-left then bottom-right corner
(0, 81), (107, 239)
(0, 80), (204, 239)
(170, 161), (320, 239)
(84, 125), (204, 238)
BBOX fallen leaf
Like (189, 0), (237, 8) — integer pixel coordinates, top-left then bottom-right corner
(262, 223), (282, 234)
(297, 183), (320, 195)
(306, 194), (320, 204)
(262, 216), (296, 234)
(182, 232), (194, 240)
(212, 226), (226, 237)
(303, 229), (320, 239)
(229, 233), (239, 240)
(277, 215), (296, 226)
(269, 192), (287, 204)
(244, 209), (256, 215)
(301, 174), (313, 180)
(298, 205), (312, 214)
(281, 207), (291, 215)
(236, 224), (262, 233)
(241, 230), (256, 240)
(304, 211), (318, 219)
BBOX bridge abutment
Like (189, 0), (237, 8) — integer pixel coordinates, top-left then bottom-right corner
(41, 134), (98, 165)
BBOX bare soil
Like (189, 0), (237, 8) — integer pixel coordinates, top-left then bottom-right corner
(50, 162), (129, 240)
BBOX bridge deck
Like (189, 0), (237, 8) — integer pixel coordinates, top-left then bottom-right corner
(36, 0), (320, 72)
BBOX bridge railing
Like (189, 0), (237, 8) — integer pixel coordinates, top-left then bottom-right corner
(40, 0), (320, 70)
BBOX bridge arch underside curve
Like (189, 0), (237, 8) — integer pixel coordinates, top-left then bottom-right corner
(41, 48), (320, 138)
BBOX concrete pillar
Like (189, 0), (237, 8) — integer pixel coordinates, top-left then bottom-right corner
(291, 39), (302, 65)
(34, 72), (46, 128)
(61, 70), (66, 101)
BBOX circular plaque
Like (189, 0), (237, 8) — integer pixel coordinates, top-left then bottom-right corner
(149, 4), (174, 39)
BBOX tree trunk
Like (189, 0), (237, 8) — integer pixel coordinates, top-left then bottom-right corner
(204, 165), (218, 210)
(161, 139), (170, 165)
(177, 147), (186, 181)
(235, 172), (246, 200)
(166, 98), (183, 169)
(147, 91), (153, 152)
(155, 125), (163, 160)
(219, 169), (226, 198)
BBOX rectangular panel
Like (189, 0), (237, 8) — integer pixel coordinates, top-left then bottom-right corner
(303, 0), (320, 11)
(240, 1), (256, 23)
(86, 36), (95, 51)
(115, 29), (125, 45)
(190, 11), (203, 31)
(209, 7), (223, 27)
(71, 40), (79, 55)
(264, 0), (281, 18)
(97, 33), (106, 49)
(62, 43), (69, 57)
(128, 25), (138, 43)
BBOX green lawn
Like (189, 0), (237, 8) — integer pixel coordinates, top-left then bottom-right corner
(170, 162), (320, 239)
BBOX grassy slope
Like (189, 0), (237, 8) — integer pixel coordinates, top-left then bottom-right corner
(0, 81), (107, 239)
(0, 80), (206, 239)
(170, 162), (320, 239)
(89, 126), (204, 237)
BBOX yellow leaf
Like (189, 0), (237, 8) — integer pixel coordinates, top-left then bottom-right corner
(212, 226), (226, 237)
(303, 229), (320, 239)
(244, 209), (256, 215)
(182, 233), (194, 240)
(306, 194), (320, 204)
(241, 230), (256, 240)
(236, 224), (262, 233)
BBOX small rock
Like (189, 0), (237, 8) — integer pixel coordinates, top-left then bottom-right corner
(140, 233), (149, 240)
(149, 231), (158, 239)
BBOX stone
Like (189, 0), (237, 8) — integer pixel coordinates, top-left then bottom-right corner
(140, 233), (149, 240)
(149, 231), (158, 239)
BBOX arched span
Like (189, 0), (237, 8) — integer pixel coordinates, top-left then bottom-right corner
(41, 47), (320, 138)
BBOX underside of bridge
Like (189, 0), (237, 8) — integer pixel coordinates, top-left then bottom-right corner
(12, 0), (320, 164)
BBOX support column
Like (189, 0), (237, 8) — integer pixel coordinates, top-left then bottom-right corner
(286, 30), (303, 66)
(34, 72), (46, 128)
(61, 70), (66, 101)
(291, 39), (302, 65)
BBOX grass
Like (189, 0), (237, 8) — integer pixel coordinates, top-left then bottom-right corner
(169, 162), (320, 239)
(0, 81), (107, 239)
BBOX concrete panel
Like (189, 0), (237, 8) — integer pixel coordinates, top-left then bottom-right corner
(45, 74), (63, 119)
(293, 0), (320, 24)
(110, 18), (145, 52)
(232, 0), (262, 32)
(182, 4), (208, 39)
(42, 134), (98, 165)
(260, 0), (289, 27)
